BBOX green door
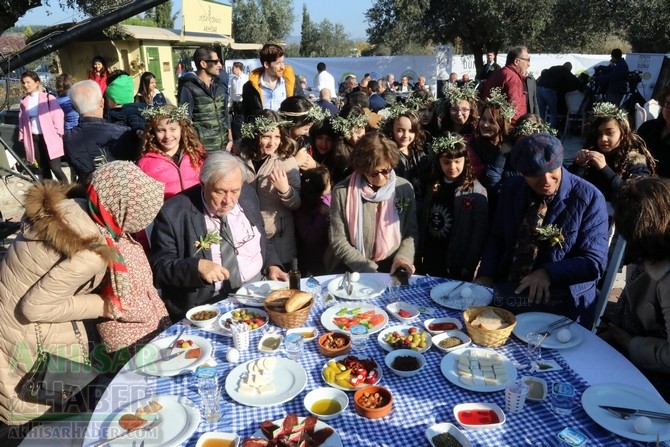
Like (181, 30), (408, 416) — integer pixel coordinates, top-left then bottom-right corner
(146, 47), (162, 90)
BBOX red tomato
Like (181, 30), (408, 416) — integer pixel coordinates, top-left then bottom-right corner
(369, 314), (385, 326)
(365, 370), (378, 384)
(357, 310), (376, 319)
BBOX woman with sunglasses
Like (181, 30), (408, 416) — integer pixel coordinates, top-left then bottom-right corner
(327, 132), (417, 274)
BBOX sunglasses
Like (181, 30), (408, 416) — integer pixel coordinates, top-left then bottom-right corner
(368, 168), (393, 178)
(205, 59), (222, 65)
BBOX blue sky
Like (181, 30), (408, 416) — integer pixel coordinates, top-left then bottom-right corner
(15, 0), (372, 40)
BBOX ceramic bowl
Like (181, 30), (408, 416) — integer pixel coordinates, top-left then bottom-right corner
(453, 402), (506, 430)
(384, 349), (426, 378)
(318, 332), (352, 357)
(195, 431), (240, 447)
(423, 317), (463, 335)
(186, 304), (220, 328)
(303, 387), (349, 420)
(386, 301), (420, 323)
(287, 327), (318, 342)
(353, 385), (393, 419)
(522, 376), (548, 402)
(425, 422), (472, 447)
(432, 330), (472, 354)
(257, 333), (283, 354)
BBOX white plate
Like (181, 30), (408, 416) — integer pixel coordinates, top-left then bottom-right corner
(225, 357), (307, 407)
(321, 354), (383, 391)
(100, 395), (199, 446)
(377, 325), (432, 353)
(320, 303), (389, 335)
(582, 383), (670, 442)
(440, 347), (517, 392)
(423, 317), (463, 335)
(386, 301), (420, 322)
(251, 417), (343, 447)
(218, 308), (269, 335)
(425, 422), (472, 447)
(129, 334), (212, 376)
(513, 312), (583, 350)
(236, 280), (288, 307)
(326, 273), (387, 300)
(430, 281), (493, 310)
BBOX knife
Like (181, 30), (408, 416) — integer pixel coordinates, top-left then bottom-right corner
(599, 405), (670, 420)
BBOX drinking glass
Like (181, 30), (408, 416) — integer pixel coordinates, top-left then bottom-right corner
(526, 332), (544, 371)
(349, 325), (369, 351)
(387, 279), (400, 304)
(285, 333), (304, 360)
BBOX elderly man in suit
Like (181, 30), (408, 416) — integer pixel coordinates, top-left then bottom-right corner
(150, 151), (289, 319)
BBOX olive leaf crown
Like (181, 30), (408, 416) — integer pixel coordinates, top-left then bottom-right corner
(280, 105), (329, 123)
(330, 114), (369, 137)
(241, 116), (292, 139)
(509, 120), (558, 139)
(377, 102), (418, 130)
(444, 82), (479, 106)
(484, 87), (516, 121)
(591, 102), (628, 122)
(430, 132), (466, 156)
(141, 103), (191, 123)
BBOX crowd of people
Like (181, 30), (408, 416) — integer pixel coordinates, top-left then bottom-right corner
(2, 43), (670, 441)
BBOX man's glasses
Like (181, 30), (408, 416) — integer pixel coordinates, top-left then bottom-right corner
(368, 168), (392, 178)
(205, 59), (222, 65)
(517, 56), (531, 62)
(451, 107), (471, 114)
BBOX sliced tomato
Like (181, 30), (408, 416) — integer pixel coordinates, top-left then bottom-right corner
(357, 310), (376, 319)
(368, 314), (385, 326)
(332, 317), (357, 328)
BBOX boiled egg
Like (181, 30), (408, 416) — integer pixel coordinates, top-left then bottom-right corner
(556, 328), (573, 343)
(350, 272), (360, 282)
(460, 287), (473, 298)
(226, 347), (240, 363)
(634, 415), (652, 434)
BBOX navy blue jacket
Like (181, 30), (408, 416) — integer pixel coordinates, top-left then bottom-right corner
(479, 168), (609, 326)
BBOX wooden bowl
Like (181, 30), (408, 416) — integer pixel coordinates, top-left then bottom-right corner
(318, 332), (351, 358)
(353, 385), (393, 419)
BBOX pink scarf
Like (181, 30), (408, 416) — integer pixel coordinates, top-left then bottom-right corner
(346, 171), (401, 262)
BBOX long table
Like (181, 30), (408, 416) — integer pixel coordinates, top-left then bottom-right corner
(71, 274), (661, 446)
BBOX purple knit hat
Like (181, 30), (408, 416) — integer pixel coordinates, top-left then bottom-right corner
(511, 133), (564, 177)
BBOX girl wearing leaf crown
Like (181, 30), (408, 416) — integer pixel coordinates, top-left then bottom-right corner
(420, 133), (488, 280)
(570, 102), (656, 202)
(239, 110), (301, 267)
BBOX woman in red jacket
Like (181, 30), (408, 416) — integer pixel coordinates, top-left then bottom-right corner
(88, 56), (109, 95)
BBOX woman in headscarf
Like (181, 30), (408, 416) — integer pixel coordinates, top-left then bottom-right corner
(0, 162), (169, 438)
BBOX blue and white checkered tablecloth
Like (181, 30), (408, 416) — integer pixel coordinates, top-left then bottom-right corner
(98, 276), (648, 446)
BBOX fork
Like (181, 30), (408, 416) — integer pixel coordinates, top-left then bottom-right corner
(94, 415), (162, 447)
(539, 317), (572, 336)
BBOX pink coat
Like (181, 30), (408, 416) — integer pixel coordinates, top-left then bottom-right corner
(18, 92), (65, 163)
(137, 151), (202, 200)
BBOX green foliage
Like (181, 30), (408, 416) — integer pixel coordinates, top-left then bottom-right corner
(298, 7), (356, 58)
(231, 0), (293, 45)
(153, 1), (177, 29)
(122, 16), (158, 27)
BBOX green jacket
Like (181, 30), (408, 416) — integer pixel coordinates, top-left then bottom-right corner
(178, 73), (229, 152)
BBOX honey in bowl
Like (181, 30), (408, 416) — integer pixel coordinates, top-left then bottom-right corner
(311, 398), (342, 416)
(202, 439), (236, 447)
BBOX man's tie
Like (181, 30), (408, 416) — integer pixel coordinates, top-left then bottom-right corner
(219, 216), (242, 289)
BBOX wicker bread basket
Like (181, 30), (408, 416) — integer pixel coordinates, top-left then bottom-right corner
(463, 306), (517, 348)
(264, 289), (313, 329)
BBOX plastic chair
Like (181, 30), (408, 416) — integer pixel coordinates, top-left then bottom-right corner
(634, 103), (647, 131)
(591, 232), (627, 332)
(563, 91), (587, 140)
(644, 99), (660, 120)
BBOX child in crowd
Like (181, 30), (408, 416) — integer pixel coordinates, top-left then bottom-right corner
(294, 165), (332, 275)
(240, 110), (301, 267)
(570, 102), (656, 202)
(56, 74), (79, 132)
(469, 88), (515, 205)
(329, 106), (368, 184)
(88, 56), (109, 95)
(421, 133), (488, 280)
(308, 118), (336, 169)
(441, 84), (479, 136)
(409, 90), (440, 143)
(138, 104), (205, 200)
(279, 96), (328, 172)
(135, 71), (168, 106)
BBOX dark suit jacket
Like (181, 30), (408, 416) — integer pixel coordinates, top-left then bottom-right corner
(150, 183), (281, 319)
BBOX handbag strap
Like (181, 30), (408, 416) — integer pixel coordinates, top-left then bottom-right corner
(33, 321), (91, 367)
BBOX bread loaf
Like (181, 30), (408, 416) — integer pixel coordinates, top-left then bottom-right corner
(471, 309), (510, 330)
(284, 290), (312, 313)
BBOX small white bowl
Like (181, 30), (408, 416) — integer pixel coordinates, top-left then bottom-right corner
(186, 304), (220, 328)
(425, 422), (472, 447)
(384, 349), (426, 378)
(522, 376), (548, 402)
(258, 332), (283, 353)
(423, 317), (463, 335)
(432, 330), (472, 354)
(453, 402), (506, 430)
(195, 431), (240, 447)
(303, 387), (349, 420)
(386, 301), (420, 323)
(287, 327), (318, 342)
